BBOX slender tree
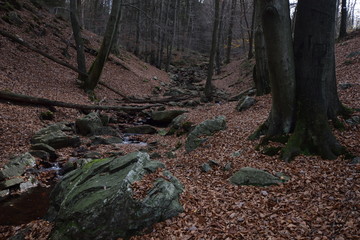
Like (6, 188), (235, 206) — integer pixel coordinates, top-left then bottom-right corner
(204, 0), (221, 100)
(225, 0), (237, 64)
(339, 0), (348, 38)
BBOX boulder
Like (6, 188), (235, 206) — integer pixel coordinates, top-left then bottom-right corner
(236, 96), (256, 111)
(30, 143), (58, 160)
(31, 123), (80, 149)
(167, 114), (192, 136)
(0, 153), (36, 181)
(230, 167), (283, 187)
(47, 152), (183, 240)
(185, 116), (226, 152)
(346, 116), (360, 126)
(75, 112), (103, 136)
(124, 125), (157, 134)
(0, 177), (24, 189)
(90, 136), (123, 145)
(151, 110), (187, 125)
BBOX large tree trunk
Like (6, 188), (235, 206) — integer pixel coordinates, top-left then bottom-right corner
(85, 0), (122, 91)
(282, 0), (344, 161)
(204, 0), (220, 100)
(253, 0), (270, 96)
(70, 0), (87, 81)
(339, 0), (347, 38)
(260, 0), (296, 136)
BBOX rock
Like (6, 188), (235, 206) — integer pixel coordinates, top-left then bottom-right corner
(124, 125), (157, 134)
(223, 162), (232, 171)
(30, 143), (58, 160)
(230, 167), (282, 187)
(208, 160), (220, 167)
(150, 152), (161, 159)
(47, 152), (183, 240)
(0, 177), (24, 189)
(75, 112), (103, 136)
(19, 177), (38, 192)
(163, 88), (186, 97)
(231, 151), (242, 157)
(236, 96), (256, 111)
(0, 153), (36, 181)
(168, 114), (192, 136)
(151, 110), (187, 125)
(346, 116), (360, 125)
(7, 11), (23, 25)
(29, 150), (50, 161)
(350, 157), (360, 164)
(346, 51), (360, 58)
(83, 152), (102, 159)
(339, 83), (353, 90)
(274, 172), (291, 182)
(166, 151), (176, 159)
(31, 123), (80, 149)
(0, 189), (9, 199)
(185, 116), (226, 152)
(201, 163), (212, 172)
(90, 136), (123, 145)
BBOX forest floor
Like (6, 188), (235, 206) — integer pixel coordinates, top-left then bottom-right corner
(0, 1), (360, 239)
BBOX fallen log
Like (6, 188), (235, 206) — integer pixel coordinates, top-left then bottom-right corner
(0, 90), (157, 111)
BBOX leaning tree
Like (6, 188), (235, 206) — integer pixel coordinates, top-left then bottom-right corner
(254, 0), (347, 161)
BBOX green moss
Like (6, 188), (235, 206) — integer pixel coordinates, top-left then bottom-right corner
(83, 158), (108, 170)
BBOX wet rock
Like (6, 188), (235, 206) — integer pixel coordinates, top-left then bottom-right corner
(230, 167), (282, 187)
(19, 177), (38, 192)
(124, 125), (157, 134)
(30, 143), (58, 160)
(151, 110), (187, 125)
(185, 116), (226, 152)
(31, 123), (80, 149)
(29, 150), (50, 161)
(0, 153), (36, 181)
(47, 152), (183, 240)
(236, 96), (256, 111)
(0, 189), (9, 199)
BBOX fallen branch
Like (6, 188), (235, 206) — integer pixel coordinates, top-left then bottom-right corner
(0, 90), (157, 111)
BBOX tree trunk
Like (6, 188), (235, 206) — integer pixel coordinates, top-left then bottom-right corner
(204, 0), (220, 100)
(260, 0), (296, 136)
(85, 0), (122, 91)
(339, 0), (347, 38)
(248, 0), (256, 59)
(253, 0), (270, 96)
(283, 0), (344, 161)
(215, 0), (226, 75)
(225, 0), (237, 64)
(70, 0), (87, 81)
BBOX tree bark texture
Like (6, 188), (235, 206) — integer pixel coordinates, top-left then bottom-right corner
(283, 0), (344, 161)
(204, 0), (220, 100)
(70, 0), (87, 81)
(85, 0), (122, 91)
(253, 0), (270, 96)
(339, 0), (347, 38)
(260, 0), (296, 135)
(225, 0), (237, 64)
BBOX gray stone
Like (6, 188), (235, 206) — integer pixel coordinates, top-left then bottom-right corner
(274, 172), (291, 182)
(30, 143), (58, 160)
(31, 123), (80, 149)
(8, 11), (23, 26)
(236, 96), (256, 111)
(185, 116), (226, 152)
(0, 189), (9, 199)
(151, 110), (187, 125)
(223, 162), (232, 171)
(208, 160), (220, 167)
(350, 157), (360, 165)
(0, 153), (36, 180)
(83, 152), (102, 159)
(230, 167), (282, 187)
(19, 177), (38, 192)
(339, 83), (353, 90)
(346, 116), (360, 125)
(30, 150), (50, 161)
(150, 152), (161, 159)
(201, 163), (212, 172)
(75, 112), (103, 136)
(0, 177), (24, 189)
(90, 136), (123, 145)
(166, 151), (176, 159)
(347, 51), (360, 58)
(47, 152), (183, 240)
(124, 125), (157, 134)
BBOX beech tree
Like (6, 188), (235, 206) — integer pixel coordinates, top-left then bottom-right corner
(254, 0), (346, 161)
(339, 0), (348, 38)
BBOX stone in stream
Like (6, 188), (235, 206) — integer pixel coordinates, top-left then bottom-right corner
(30, 143), (58, 160)
(123, 125), (157, 134)
(47, 152), (183, 240)
(185, 116), (226, 152)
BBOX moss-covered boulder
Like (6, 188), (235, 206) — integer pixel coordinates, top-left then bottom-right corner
(75, 112), (104, 136)
(185, 116), (226, 152)
(0, 153), (36, 181)
(230, 167), (283, 187)
(47, 152), (183, 240)
(31, 123), (80, 149)
(151, 110), (187, 125)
